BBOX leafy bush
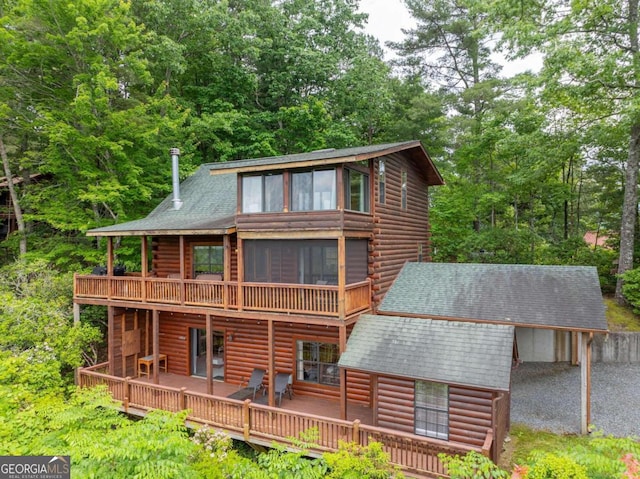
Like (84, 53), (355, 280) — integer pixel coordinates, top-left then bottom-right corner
(622, 267), (640, 313)
(323, 441), (404, 478)
(439, 451), (508, 479)
(526, 453), (588, 479)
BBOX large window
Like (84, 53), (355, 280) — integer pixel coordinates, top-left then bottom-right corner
(242, 174), (283, 213)
(415, 381), (449, 440)
(291, 169), (336, 211)
(296, 341), (340, 386)
(193, 245), (223, 277)
(344, 168), (369, 212)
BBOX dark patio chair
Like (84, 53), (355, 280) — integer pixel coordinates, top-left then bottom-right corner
(274, 372), (293, 406)
(245, 368), (266, 400)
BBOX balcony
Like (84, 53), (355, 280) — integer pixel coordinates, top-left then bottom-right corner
(74, 275), (372, 318)
(78, 363), (491, 478)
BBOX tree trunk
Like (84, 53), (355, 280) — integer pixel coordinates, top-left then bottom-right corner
(615, 123), (640, 303)
(0, 135), (27, 255)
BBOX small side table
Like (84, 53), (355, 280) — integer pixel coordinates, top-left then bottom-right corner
(138, 354), (167, 378)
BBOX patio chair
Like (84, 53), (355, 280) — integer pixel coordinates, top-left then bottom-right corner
(274, 372), (293, 406)
(244, 368), (266, 400)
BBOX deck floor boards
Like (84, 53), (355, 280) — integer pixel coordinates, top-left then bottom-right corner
(134, 372), (374, 424)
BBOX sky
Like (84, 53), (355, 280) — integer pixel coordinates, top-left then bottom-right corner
(357, 0), (543, 77)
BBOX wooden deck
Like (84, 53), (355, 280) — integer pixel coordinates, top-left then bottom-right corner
(74, 275), (371, 318)
(78, 363), (488, 478)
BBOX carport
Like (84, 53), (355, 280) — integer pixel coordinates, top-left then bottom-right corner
(377, 262), (609, 434)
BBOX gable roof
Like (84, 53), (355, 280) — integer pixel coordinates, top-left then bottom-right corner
(338, 314), (514, 391)
(87, 141), (442, 236)
(379, 262), (608, 332)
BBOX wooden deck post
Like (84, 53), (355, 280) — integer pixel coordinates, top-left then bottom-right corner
(237, 238), (244, 312)
(141, 236), (148, 302)
(339, 324), (347, 420)
(153, 309), (160, 385)
(580, 331), (592, 434)
(352, 419), (360, 445)
(107, 237), (113, 300)
(179, 235), (185, 304)
(337, 236), (346, 319)
(267, 319), (275, 407)
(124, 377), (131, 413)
(243, 399), (251, 441)
(206, 314), (213, 395)
(108, 306), (115, 376)
(179, 387), (187, 410)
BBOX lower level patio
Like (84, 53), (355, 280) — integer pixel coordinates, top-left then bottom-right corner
(78, 363), (489, 478)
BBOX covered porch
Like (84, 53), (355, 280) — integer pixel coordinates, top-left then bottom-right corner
(78, 363), (490, 478)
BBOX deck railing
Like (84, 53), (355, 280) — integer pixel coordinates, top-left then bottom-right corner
(78, 365), (484, 478)
(74, 274), (371, 318)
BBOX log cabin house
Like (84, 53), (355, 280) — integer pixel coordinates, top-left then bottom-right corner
(73, 141), (605, 476)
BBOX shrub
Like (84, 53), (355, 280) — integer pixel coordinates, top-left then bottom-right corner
(526, 453), (588, 479)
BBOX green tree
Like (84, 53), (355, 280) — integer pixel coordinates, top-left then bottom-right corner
(488, 0), (640, 302)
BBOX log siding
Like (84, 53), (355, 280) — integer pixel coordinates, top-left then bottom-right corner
(371, 153), (432, 308)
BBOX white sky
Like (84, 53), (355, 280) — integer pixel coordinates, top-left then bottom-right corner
(357, 0), (543, 77)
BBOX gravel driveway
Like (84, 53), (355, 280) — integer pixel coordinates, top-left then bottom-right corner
(510, 362), (640, 438)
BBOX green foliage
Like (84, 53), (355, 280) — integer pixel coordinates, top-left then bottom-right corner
(0, 259), (101, 375)
(622, 268), (640, 313)
(439, 451), (509, 479)
(323, 441), (404, 478)
(526, 453), (588, 479)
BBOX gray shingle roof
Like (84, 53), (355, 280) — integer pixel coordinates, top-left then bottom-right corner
(88, 164), (236, 236)
(339, 314), (514, 391)
(88, 141), (442, 236)
(379, 263), (608, 332)
(208, 141), (439, 179)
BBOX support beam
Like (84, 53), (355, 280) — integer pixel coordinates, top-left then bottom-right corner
(141, 236), (148, 277)
(73, 303), (80, 325)
(153, 309), (160, 385)
(107, 306), (115, 376)
(206, 314), (213, 395)
(337, 235), (346, 319)
(267, 319), (275, 407)
(339, 324), (347, 420)
(237, 238), (244, 312)
(580, 331), (592, 434)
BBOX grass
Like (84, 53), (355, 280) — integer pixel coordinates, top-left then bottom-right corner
(604, 297), (640, 331)
(499, 424), (593, 470)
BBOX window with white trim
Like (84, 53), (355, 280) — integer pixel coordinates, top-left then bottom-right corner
(415, 380), (449, 440)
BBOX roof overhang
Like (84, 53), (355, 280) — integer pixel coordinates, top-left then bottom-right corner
(210, 141), (445, 186)
(86, 226), (237, 237)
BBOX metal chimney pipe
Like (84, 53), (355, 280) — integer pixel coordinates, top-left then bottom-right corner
(169, 148), (183, 210)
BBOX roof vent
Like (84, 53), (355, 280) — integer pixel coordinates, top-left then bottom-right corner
(170, 148), (183, 210)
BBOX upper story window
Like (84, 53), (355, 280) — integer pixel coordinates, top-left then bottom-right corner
(291, 169), (336, 211)
(379, 159), (386, 204)
(193, 245), (223, 277)
(344, 168), (370, 213)
(242, 174), (283, 213)
(401, 170), (407, 210)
